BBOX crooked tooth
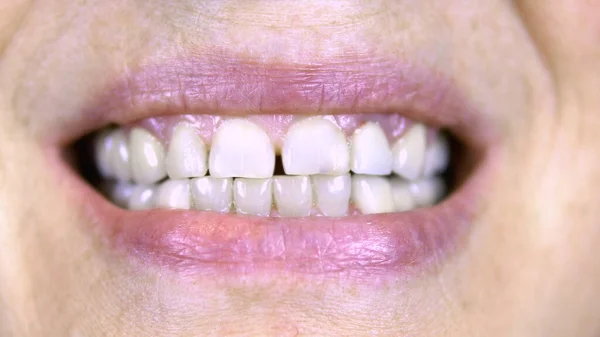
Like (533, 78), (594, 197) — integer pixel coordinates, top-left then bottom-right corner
(311, 174), (351, 216)
(209, 120), (275, 178)
(130, 128), (167, 184)
(422, 134), (450, 177)
(390, 178), (417, 212)
(273, 176), (312, 217)
(410, 177), (446, 207)
(351, 175), (395, 215)
(191, 177), (233, 213)
(282, 117), (349, 175)
(110, 129), (132, 181)
(156, 179), (191, 209)
(94, 129), (116, 178)
(391, 124), (427, 180)
(166, 123), (208, 179)
(350, 122), (392, 175)
(233, 178), (272, 216)
(128, 185), (156, 210)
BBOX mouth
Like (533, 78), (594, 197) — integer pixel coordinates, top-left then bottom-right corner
(53, 55), (497, 280)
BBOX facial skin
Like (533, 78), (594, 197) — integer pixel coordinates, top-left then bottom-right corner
(1, 1), (600, 336)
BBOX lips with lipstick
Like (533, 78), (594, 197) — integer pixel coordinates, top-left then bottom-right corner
(59, 57), (495, 278)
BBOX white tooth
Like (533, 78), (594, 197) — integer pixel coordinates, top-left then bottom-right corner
(209, 119), (275, 178)
(103, 181), (133, 208)
(94, 129), (116, 178)
(409, 177), (446, 207)
(110, 130), (132, 181)
(155, 179), (191, 209)
(166, 123), (208, 179)
(233, 178), (272, 216)
(273, 176), (312, 217)
(351, 175), (395, 215)
(391, 124), (427, 180)
(311, 174), (351, 217)
(350, 122), (392, 175)
(128, 185), (156, 210)
(422, 134), (450, 177)
(390, 178), (417, 212)
(191, 177), (233, 213)
(130, 128), (167, 184)
(282, 117), (349, 175)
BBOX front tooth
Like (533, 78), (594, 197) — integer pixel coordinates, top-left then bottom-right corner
(350, 122), (392, 175)
(390, 178), (417, 212)
(130, 128), (167, 184)
(409, 177), (446, 207)
(391, 124), (427, 180)
(422, 134), (450, 177)
(191, 177), (233, 213)
(351, 175), (395, 215)
(311, 174), (351, 216)
(166, 123), (208, 179)
(273, 176), (312, 217)
(110, 129), (132, 181)
(128, 185), (156, 210)
(282, 117), (349, 175)
(155, 179), (191, 209)
(209, 119), (275, 178)
(94, 129), (116, 178)
(233, 178), (272, 216)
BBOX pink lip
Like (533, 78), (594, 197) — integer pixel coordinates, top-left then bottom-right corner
(53, 54), (497, 281)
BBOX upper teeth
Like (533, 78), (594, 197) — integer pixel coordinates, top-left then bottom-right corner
(94, 115), (450, 216)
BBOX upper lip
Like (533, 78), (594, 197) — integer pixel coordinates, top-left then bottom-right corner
(49, 53), (497, 280)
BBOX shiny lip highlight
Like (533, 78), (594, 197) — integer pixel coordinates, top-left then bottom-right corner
(54, 54), (497, 280)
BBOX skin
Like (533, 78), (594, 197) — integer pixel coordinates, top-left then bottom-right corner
(1, 0), (600, 336)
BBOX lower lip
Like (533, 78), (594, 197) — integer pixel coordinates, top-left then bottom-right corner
(55, 148), (491, 282)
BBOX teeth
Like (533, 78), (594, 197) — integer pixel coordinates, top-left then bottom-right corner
(311, 174), (351, 216)
(422, 134), (450, 177)
(409, 177), (446, 207)
(273, 176), (312, 217)
(391, 124), (427, 180)
(110, 130), (132, 181)
(282, 117), (349, 175)
(103, 181), (134, 208)
(350, 122), (392, 175)
(130, 128), (167, 184)
(166, 123), (208, 179)
(209, 120), (275, 178)
(94, 130), (116, 178)
(390, 179), (416, 212)
(191, 177), (233, 213)
(351, 175), (395, 215)
(233, 178), (273, 216)
(128, 185), (156, 210)
(155, 179), (191, 210)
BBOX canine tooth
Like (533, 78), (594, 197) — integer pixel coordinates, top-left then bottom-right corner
(273, 176), (312, 217)
(390, 178), (417, 212)
(233, 178), (272, 216)
(156, 179), (191, 210)
(128, 185), (156, 210)
(191, 177), (233, 213)
(311, 174), (351, 216)
(351, 175), (395, 215)
(282, 117), (349, 175)
(209, 120), (275, 178)
(166, 123), (208, 179)
(110, 129), (132, 181)
(130, 128), (167, 184)
(391, 124), (427, 180)
(95, 129), (116, 178)
(410, 177), (446, 206)
(422, 134), (450, 177)
(350, 122), (392, 175)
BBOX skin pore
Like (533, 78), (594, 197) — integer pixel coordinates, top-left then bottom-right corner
(1, 1), (600, 336)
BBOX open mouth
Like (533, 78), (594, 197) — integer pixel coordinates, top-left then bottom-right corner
(56, 57), (495, 279)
